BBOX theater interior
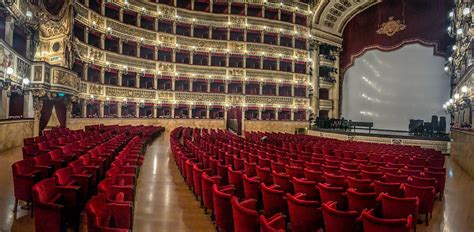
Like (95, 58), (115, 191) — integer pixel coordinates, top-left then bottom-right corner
(0, 0), (473, 231)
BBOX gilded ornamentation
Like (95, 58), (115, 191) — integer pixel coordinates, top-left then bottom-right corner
(90, 12), (105, 27)
(158, 34), (175, 44)
(44, 67), (51, 83)
(0, 44), (14, 72)
(176, 93), (225, 103)
(106, 87), (155, 99)
(17, 58), (31, 79)
(107, 21), (155, 40)
(53, 69), (80, 89)
(34, 66), (43, 81)
(229, 42), (245, 52)
(376, 17), (407, 37)
(227, 95), (244, 105)
(229, 17), (245, 25)
(158, 63), (174, 72)
(246, 96), (292, 105)
(158, 5), (175, 16)
(157, 92), (174, 100)
(294, 98), (309, 106)
(229, 69), (244, 76)
(80, 83), (87, 92)
(89, 84), (104, 95)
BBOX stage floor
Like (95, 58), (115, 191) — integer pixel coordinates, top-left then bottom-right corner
(312, 128), (450, 141)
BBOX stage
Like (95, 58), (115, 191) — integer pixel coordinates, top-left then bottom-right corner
(309, 128), (450, 154)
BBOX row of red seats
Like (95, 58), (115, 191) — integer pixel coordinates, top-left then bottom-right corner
(170, 127), (446, 232)
(13, 125), (163, 232)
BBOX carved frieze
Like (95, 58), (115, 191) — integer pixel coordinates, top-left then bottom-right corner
(44, 67), (51, 83)
(158, 34), (175, 44)
(89, 84), (104, 95)
(294, 98), (309, 106)
(158, 63), (174, 72)
(90, 12), (105, 27)
(53, 69), (80, 90)
(107, 20), (155, 40)
(105, 87), (155, 99)
(157, 92), (174, 100)
(34, 66), (43, 81)
(246, 96), (293, 105)
(229, 69), (244, 76)
(226, 95), (244, 105)
(229, 16), (245, 26)
(229, 42), (245, 52)
(176, 93), (226, 103)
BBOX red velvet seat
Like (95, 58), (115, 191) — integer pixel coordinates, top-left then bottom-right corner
(244, 160), (257, 177)
(346, 188), (378, 214)
(373, 181), (403, 197)
(346, 176), (373, 193)
(256, 165), (274, 185)
(321, 164), (340, 175)
(98, 178), (134, 205)
(243, 174), (261, 200)
(340, 167), (362, 179)
(105, 166), (137, 186)
(410, 176), (437, 188)
(378, 193), (418, 231)
(285, 165), (305, 179)
(33, 154), (63, 173)
(228, 167), (245, 198)
(79, 154), (106, 178)
(361, 170), (384, 182)
(359, 209), (412, 232)
(261, 183), (288, 217)
(231, 197), (259, 232)
(424, 170), (446, 199)
(359, 164), (380, 172)
(32, 178), (80, 232)
(272, 171), (293, 193)
(54, 167), (90, 202)
(324, 172), (347, 188)
(317, 183), (346, 209)
(193, 163), (211, 201)
(292, 177), (319, 200)
(85, 194), (132, 232)
(212, 184), (235, 231)
(379, 167), (399, 175)
(12, 159), (49, 212)
(402, 183), (435, 225)
(259, 213), (286, 232)
(68, 159), (100, 186)
(217, 162), (232, 185)
(201, 173), (222, 214)
(384, 173), (409, 183)
(185, 159), (197, 189)
(286, 192), (323, 232)
(304, 168), (325, 183)
(321, 201), (360, 232)
(271, 161), (286, 173)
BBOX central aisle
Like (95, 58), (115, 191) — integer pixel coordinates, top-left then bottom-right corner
(133, 133), (214, 232)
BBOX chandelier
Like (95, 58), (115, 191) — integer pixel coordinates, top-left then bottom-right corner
(3, 0), (15, 7)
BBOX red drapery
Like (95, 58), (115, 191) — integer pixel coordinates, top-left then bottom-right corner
(341, 0), (453, 73)
(39, 100), (67, 132)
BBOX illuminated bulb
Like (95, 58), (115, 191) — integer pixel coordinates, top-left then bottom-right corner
(448, 57), (453, 62)
(444, 66), (449, 72)
(141, 7), (145, 11)
(22, 78), (30, 85)
(463, 7), (470, 16)
(26, 10), (32, 18)
(449, 99), (454, 104)
(123, 98), (127, 101)
(454, 93), (460, 100)
(456, 28), (463, 35)
(446, 101), (451, 106)
(107, 27), (111, 31)
(443, 104), (447, 109)
(263, 26), (267, 29)
(192, 18), (196, 22)
(461, 86), (468, 93)
(92, 21), (96, 25)
(6, 67), (13, 75)
(106, 97), (110, 101)
(140, 99), (145, 103)
(90, 95), (95, 99)
(192, 73), (195, 76)
(449, 11), (454, 18)
(447, 26), (452, 32)
(123, 65), (127, 69)
(452, 45), (457, 50)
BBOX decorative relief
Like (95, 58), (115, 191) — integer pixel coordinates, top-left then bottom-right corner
(105, 87), (155, 99)
(53, 69), (80, 89)
(295, 50), (308, 58)
(158, 5), (175, 16)
(89, 84), (104, 95)
(158, 34), (175, 44)
(229, 16), (245, 25)
(16, 58), (31, 79)
(0, 44), (14, 73)
(376, 17), (407, 37)
(34, 66), (43, 81)
(158, 63), (174, 72)
(246, 96), (293, 105)
(229, 69), (244, 76)
(44, 67), (51, 83)
(80, 83), (87, 93)
(229, 42), (245, 52)
(294, 98), (309, 106)
(295, 75), (308, 82)
(176, 65), (226, 76)
(107, 20), (155, 40)
(227, 95), (244, 105)
(75, 3), (88, 17)
(157, 92), (174, 100)
(90, 12), (105, 27)
(106, 53), (155, 70)
(176, 93), (226, 103)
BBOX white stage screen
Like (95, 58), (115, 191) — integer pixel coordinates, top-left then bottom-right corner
(342, 44), (450, 131)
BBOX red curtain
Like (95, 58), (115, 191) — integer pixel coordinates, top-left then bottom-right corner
(341, 0), (453, 72)
(39, 100), (67, 133)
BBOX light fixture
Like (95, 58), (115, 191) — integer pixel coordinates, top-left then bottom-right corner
(106, 97), (110, 101)
(463, 7), (470, 16)
(448, 57), (453, 62)
(6, 67), (13, 75)
(90, 95), (95, 99)
(447, 26), (452, 32)
(454, 93), (460, 100)
(449, 99), (454, 104)
(123, 98), (127, 102)
(461, 85), (468, 93)
(443, 104), (447, 109)
(449, 11), (454, 18)
(452, 45), (457, 50)
(26, 10), (32, 18)
(456, 28), (463, 35)
(446, 101), (451, 106)
(444, 66), (449, 72)
(22, 78), (30, 85)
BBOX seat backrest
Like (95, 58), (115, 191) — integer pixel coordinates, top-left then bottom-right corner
(361, 209), (411, 232)
(12, 159), (35, 175)
(321, 201), (359, 232)
(346, 176), (372, 193)
(33, 154), (51, 166)
(373, 181), (402, 197)
(286, 193), (322, 231)
(346, 188), (377, 213)
(231, 197), (259, 232)
(32, 178), (57, 204)
(402, 183), (435, 214)
(54, 167), (72, 186)
(259, 214), (286, 232)
(212, 184), (234, 231)
(379, 193), (418, 221)
(317, 183), (345, 208)
(261, 183), (287, 217)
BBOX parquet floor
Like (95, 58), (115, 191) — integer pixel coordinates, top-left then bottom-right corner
(1, 134), (473, 231)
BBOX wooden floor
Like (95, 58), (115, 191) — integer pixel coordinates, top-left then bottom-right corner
(1, 133), (473, 231)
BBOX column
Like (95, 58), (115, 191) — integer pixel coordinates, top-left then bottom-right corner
(154, 18), (159, 31)
(99, 102), (105, 118)
(190, 51), (194, 64)
(82, 101), (87, 118)
(188, 106), (192, 118)
(100, 34), (105, 49)
(117, 102), (122, 117)
(190, 24), (194, 37)
(119, 8), (124, 22)
(259, 83), (263, 95)
(209, 26), (213, 39)
(118, 39), (123, 54)
(153, 76), (158, 89)
(26, 34), (33, 60)
(242, 82), (246, 94)
(206, 107), (210, 119)
(101, 2), (105, 15)
(137, 14), (141, 27)
(136, 43), (141, 58)
(290, 109), (295, 121)
(4, 16), (14, 46)
(226, 53), (229, 66)
(136, 73), (140, 88)
(153, 104), (157, 118)
(306, 110), (310, 121)
(23, 94), (34, 118)
(171, 77), (176, 90)
(153, 47), (158, 60)
(224, 81), (229, 93)
(291, 84), (295, 97)
(258, 108), (262, 120)
(189, 79), (193, 92)
(83, 64), (89, 81)
(275, 110), (279, 120)
(172, 22), (176, 34)
(117, 71), (123, 86)
(276, 84), (279, 96)
(291, 61), (295, 73)
(0, 90), (9, 119)
(172, 49), (176, 62)
(171, 107), (175, 118)
(84, 27), (89, 44)
(207, 80), (211, 92)
(309, 39), (319, 117)
(99, 67), (105, 84)
(135, 104), (140, 118)
(332, 51), (340, 118)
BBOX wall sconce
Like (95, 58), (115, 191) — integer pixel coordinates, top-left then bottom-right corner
(139, 99), (145, 108)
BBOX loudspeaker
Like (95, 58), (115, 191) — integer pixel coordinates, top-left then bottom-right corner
(431, 115), (439, 133)
(439, 117), (446, 134)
